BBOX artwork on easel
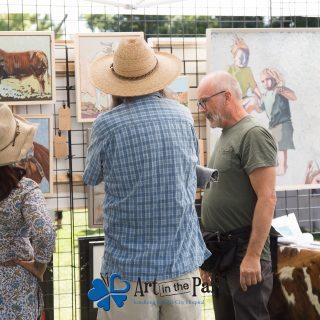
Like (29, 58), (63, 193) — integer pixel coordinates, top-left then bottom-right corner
(0, 31), (55, 105)
(20, 114), (53, 196)
(166, 75), (189, 107)
(206, 28), (320, 190)
(74, 32), (144, 122)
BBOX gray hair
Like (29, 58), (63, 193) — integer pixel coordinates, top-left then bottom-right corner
(203, 71), (242, 99)
(111, 89), (168, 109)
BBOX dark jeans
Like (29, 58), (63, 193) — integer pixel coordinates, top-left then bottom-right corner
(213, 258), (273, 320)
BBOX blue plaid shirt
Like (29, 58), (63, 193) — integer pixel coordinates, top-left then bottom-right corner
(83, 93), (210, 282)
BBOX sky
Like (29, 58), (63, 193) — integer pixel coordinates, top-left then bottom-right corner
(1, 0), (319, 37)
(1, 0), (319, 17)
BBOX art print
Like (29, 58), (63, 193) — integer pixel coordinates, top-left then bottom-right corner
(0, 32), (55, 104)
(21, 114), (53, 196)
(166, 75), (189, 107)
(207, 28), (320, 190)
(75, 32), (144, 122)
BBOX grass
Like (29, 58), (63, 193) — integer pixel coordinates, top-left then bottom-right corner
(52, 210), (215, 319)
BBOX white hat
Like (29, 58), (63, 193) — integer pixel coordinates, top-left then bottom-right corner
(89, 37), (181, 97)
(0, 103), (37, 166)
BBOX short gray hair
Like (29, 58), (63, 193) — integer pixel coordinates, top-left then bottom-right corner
(205, 71), (242, 99)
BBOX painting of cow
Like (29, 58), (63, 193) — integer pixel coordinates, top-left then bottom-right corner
(0, 32), (55, 105)
(0, 49), (49, 94)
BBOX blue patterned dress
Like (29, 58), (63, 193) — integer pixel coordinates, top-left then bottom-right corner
(0, 178), (56, 319)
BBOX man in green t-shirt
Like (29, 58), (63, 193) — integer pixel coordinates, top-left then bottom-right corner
(197, 71), (277, 320)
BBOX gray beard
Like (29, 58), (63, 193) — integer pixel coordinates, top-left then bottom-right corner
(206, 112), (222, 128)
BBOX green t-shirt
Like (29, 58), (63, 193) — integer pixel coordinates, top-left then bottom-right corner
(201, 116), (277, 260)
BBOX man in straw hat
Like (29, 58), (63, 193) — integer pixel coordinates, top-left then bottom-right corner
(84, 38), (210, 319)
(197, 71), (277, 320)
(0, 103), (56, 319)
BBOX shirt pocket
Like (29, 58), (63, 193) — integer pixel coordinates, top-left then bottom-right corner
(213, 147), (234, 172)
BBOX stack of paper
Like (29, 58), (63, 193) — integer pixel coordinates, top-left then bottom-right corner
(272, 213), (320, 249)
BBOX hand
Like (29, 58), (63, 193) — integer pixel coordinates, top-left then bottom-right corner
(276, 86), (284, 94)
(200, 268), (212, 286)
(239, 255), (262, 292)
(14, 259), (47, 282)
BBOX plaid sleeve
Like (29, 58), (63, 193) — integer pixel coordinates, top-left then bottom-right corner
(83, 122), (107, 186)
(193, 127), (200, 165)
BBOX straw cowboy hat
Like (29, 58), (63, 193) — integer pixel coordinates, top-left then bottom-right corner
(0, 103), (37, 166)
(89, 37), (181, 97)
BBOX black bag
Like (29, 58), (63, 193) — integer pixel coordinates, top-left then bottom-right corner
(201, 226), (252, 274)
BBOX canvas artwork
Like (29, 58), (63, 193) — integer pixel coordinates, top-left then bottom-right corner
(166, 75), (189, 107)
(206, 28), (320, 190)
(74, 32), (144, 122)
(20, 114), (53, 196)
(0, 32), (55, 105)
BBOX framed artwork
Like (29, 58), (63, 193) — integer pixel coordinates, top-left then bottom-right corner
(74, 32), (144, 123)
(89, 241), (105, 308)
(206, 28), (320, 190)
(166, 75), (189, 107)
(21, 114), (53, 196)
(87, 128), (104, 228)
(79, 236), (104, 319)
(0, 31), (55, 105)
(87, 182), (104, 229)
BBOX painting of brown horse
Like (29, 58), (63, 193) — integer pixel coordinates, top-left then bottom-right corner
(21, 141), (49, 184)
(20, 114), (53, 195)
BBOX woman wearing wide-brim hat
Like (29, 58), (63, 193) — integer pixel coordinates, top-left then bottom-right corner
(84, 38), (210, 320)
(0, 103), (56, 320)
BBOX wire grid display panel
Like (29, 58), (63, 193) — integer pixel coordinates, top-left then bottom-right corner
(148, 37), (207, 156)
(275, 189), (320, 234)
(1, 0), (320, 319)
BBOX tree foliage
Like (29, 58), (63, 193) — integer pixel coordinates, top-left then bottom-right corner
(0, 14), (65, 38)
(84, 14), (267, 37)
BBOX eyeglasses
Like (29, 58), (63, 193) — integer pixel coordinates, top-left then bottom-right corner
(197, 90), (226, 111)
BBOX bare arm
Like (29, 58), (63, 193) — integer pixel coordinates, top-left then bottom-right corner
(239, 166), (277, 291)
(254, 86), (262, 99)
(254, 104), (264, 113)
(276, 86), (297, 101)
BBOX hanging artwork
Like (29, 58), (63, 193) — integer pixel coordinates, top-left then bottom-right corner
(86, 128), (104, 228)
(206, 28), (320, 190)
(74, 32), (144, 122)
(87, 182), (104, 229)
(20, 114), (53, 196)
(0, 31), (55, 105)
(166, 75), (189, 107)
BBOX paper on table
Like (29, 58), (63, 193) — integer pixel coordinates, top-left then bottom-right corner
(272, 213), (316, 247)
